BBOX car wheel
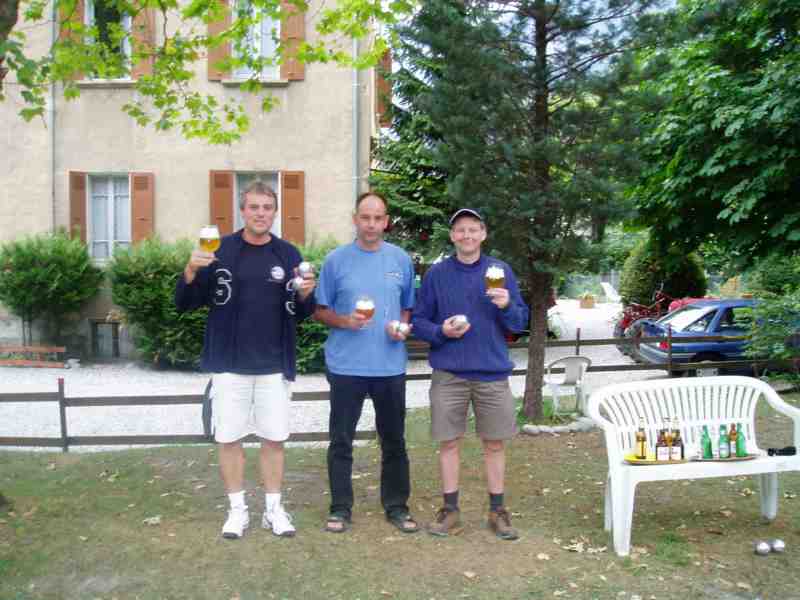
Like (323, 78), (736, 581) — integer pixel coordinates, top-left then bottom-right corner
(625, 321), (646, 363)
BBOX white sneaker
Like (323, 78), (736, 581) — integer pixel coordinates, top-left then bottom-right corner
(262, 504), (296, 537)
(222, 507), (249, 539)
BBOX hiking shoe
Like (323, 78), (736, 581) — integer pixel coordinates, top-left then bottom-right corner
(262, 504), (296, 537)
(427, 506), (463, 537)
(488, 507), (519, 540)
(222, 507), (249, 539)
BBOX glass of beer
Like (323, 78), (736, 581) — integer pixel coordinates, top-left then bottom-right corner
(199, 225), (221, 253)
(355, 295), (376, 321)
(485, 264), (505, 289)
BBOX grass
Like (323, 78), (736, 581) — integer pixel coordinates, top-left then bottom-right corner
(1, 394), (800, 599)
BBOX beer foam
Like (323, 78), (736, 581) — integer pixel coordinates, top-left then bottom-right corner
(356, 299), (375, 310)
(486, 265), (504, 279)
(200, 226), (218, 239)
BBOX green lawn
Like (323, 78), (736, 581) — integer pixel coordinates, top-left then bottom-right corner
(1, 395), (799, 600)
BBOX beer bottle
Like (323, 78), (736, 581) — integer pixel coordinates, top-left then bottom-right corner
(728, 422), (738, 457)
(656, 425), (670, 462)
(735, 423), (747, 457)
(670, 418), (684, 460)
(701, 425), (713, 459)
(718, 424), (730, 459)
(635, 418), (647, 460)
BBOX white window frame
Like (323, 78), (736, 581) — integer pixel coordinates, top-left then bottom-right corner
(234, 172), (281, 237)
(84, 0), (133, 80)
(232, 0), (280, 81)
(87, 173), (132, 260)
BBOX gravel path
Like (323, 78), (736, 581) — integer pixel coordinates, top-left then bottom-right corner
(0, 299), (667, 450)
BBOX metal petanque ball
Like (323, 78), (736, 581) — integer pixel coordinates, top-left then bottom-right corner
(298, 261), (314, 277)
(754, 541), (771, 556)
(770, 539), (786, 553)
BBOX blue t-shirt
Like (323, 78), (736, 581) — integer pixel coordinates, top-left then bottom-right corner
(317, 241), (415, 376)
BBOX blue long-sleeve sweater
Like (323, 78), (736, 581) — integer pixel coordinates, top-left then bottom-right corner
(411, 254), (529, 381)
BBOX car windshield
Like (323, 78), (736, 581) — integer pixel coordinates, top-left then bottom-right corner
(657, 305), (717, 332)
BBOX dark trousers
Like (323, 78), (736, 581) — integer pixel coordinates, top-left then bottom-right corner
(326, 372), (411, 519)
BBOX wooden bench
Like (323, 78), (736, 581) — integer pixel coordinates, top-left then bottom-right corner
(0, 345), (66, 368)
(587, 376), (800, 556)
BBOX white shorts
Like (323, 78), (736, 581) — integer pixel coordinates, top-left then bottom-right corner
(211, 372), (291, 443)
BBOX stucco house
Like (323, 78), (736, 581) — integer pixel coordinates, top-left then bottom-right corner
(0, 0), (391, 355)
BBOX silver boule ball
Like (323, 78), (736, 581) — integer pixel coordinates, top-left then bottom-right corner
(389, 320), (401, 334)
(754, 541), (771, 556)
(770, 539), (786, 553)
(452, 314), (469, 330)
(298, 261), (313, 276)
(397, 322), (410, 336)
(292, 276), (304, 290)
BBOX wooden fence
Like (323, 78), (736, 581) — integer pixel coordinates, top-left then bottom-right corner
(1, 329), (794, 451)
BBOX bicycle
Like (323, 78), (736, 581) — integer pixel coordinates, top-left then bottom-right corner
(613, 286), (673, 357)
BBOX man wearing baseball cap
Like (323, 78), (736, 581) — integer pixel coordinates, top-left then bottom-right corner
(412, 208), (529, 539)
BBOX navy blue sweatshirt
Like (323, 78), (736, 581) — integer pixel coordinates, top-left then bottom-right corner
(174, 230), (315, 380)
(411, 254), (529, 381)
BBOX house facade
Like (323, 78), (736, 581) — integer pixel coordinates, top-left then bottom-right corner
(0, 0), (390, 353)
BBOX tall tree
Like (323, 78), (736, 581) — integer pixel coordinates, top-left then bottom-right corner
(0, 0), (413, 143)
(370, 53), (455, 259)
(397, 0), (664, 418)
(635, 0), (800, 266)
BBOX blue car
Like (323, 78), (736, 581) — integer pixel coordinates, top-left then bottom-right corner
(635, 299), (756, 376)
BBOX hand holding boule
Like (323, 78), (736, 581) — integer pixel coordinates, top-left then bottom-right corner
(443, 315), (470, 338)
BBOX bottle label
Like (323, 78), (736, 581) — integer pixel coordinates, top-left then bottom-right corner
(730, 442), (737, 456)
(670, 446), (683, 461)
(719, 445), (730, 458)
(656, 446), (670, 461)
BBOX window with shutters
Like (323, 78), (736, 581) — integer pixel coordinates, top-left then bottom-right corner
(85, 0), (133, 78)
(234, 172), (281, 236)
(232, 0), (280, 80)
(89, 174), (131, 258)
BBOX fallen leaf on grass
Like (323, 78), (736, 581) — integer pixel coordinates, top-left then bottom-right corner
(46, 463), (56, 471)
(736, 582), (752, 591)
(463, 571), (477, 580)
(380, 591), (393, 597)
(719, 510), (733, 518)
(23, 507), (37, 518)
(568, 583), (578, 589)
(78, 536), (88, 542)
(194, 484), (206, 490)
(542, 488), (551, 495)
(706, 528), (725, 535)
(142, 515), (162, 526)
(537, 553), (551, 561)
(598, 575), (607, 582)
(553, 591), (566, 597)
(562, 488), (573, 495)
(739, 488), (753, 496)
(785, 492), (796, 499)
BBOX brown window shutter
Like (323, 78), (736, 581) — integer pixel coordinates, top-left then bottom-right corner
(375, 49), (392, 128)
(69, 171), (87, 243)
(281, 171), (305, 245)
(280, 1), (305, 81)
(131, 8), (156, 80)
(59, 0), (85, 80)
(207, 0), (231, 81)
(210, 171), (234, 235)
(130, 172), (155, 242)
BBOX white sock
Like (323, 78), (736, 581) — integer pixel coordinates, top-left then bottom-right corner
(228, 490), (246, 510)
(265, 492), (281, 512)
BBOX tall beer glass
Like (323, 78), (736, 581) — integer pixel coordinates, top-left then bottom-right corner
(199, 225), (221, 253)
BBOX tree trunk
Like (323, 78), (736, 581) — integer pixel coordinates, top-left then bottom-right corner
(1, 0), (20, 46)
(523, 270), (553, 420)
(521, 3), (554, 421)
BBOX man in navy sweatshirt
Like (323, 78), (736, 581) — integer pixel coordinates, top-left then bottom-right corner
(412, 208), (529, 540)
(175, 180), (316, 540)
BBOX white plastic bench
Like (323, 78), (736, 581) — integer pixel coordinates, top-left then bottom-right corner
(587, 376), (800, 556)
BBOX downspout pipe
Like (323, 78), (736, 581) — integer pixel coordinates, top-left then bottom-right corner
(352, 36), (359, 206)
(50, 0), (57, 233)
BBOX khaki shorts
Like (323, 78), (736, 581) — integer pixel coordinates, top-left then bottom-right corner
(212, 372), (291, 443)
(429, 370), (516, 441)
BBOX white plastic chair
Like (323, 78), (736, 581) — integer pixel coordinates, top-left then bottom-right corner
(543, 356), (592, 414)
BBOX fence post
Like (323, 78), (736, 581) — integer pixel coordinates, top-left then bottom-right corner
(667, 325), (673, 375)
(58, 377), (68, 453)
(575, 327), (581, 355)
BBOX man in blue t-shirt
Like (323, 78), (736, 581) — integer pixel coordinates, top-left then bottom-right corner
(412, 208), (529, 540)
(314, 192), (418, 534)
(175, 181), (316, 540)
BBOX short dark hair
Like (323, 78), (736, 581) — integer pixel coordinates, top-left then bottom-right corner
(240, 180), (278, 211)
(355, 191), (388, 212)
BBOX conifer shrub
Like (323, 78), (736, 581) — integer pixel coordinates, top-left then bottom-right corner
(0, 232), (104, 344)
(619, 238), (707, 306)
